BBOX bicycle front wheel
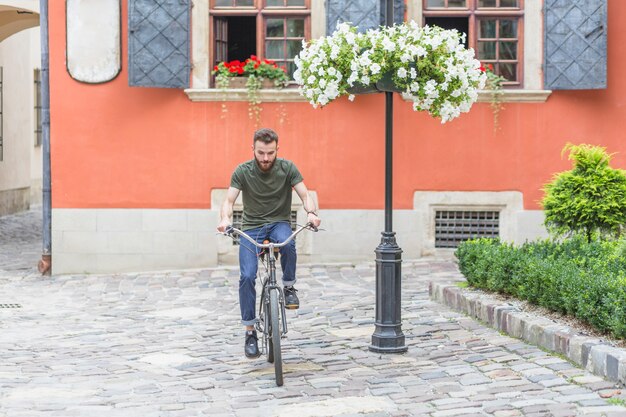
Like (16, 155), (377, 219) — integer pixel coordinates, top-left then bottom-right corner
(269, 289), (283, 386)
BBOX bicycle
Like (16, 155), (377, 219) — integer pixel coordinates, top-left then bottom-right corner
(221, 222), (317, 386)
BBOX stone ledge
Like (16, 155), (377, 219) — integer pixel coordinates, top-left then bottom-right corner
(429, 282), (626, 387)
(184, 88), (552, 103)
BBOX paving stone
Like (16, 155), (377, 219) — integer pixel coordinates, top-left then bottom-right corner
(1, 209), (626, 416)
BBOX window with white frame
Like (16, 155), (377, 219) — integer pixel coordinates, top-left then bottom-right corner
(209, 0), (311, 83)
(423, 0), (523, 87)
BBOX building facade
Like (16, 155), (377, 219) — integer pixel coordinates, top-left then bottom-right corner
(0, 1), (41, 216)
(46, 0), (621, 274)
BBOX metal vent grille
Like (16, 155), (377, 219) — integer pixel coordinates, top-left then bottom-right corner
(0, 304), (22, 309)
(231, 210), (298, 245)
(435, 210), (500, 248)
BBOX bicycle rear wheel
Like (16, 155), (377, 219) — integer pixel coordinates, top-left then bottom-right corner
(269, 289), (283, 386)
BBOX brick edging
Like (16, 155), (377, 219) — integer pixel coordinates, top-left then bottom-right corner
(429, 282), (626, 387)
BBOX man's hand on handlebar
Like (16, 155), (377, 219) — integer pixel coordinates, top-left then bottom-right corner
(307, 212), (321, 229)
(217, 219), (231, 233)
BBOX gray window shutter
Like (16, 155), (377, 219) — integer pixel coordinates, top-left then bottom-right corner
(379, 0), (405, 26)
(544, 0), (607, 90)
(128, 0), (190, 88)
(326, 0), (380, 34)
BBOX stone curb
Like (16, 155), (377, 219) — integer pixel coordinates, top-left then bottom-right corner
(429, 282), (626, 387)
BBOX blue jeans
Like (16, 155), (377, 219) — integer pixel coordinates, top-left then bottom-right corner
(239, 221), (297, 326)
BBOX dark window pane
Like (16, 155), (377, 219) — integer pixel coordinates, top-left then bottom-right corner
(287, 0), (304, 5)
(500, 0), (518, 7)
(499, 41), (517, 60)
(287, 40), (302, 57)
(215, 0), (231, 6)
(479, 20), (496, 38)
(235, 0), (253, 5)
(478, 41), (496, 60)
(478, 0), (496, 7)
(267, 0), (281, 5)
(499, 63), (516, 81)
(499, 19), (517, 38)
(448, 0), (465, 6)
(266, 19), (284, 37)
(286, 61), (297, 78)
(266, 40), (285, 59)
(426, 0), (445, 7)
(287, 19), (304, 37)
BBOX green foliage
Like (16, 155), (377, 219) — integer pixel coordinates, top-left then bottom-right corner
(542, 144), (626, 242)
(455, 237), (626, 339)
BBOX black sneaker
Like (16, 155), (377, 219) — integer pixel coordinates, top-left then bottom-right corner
(284, 286), (299, 310)
(244, 330), (261, 358)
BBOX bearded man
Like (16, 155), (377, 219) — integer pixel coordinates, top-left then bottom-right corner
(217, 128), (321, 358)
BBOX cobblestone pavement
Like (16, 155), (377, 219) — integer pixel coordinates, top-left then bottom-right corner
(1, 210), (625, 417)
(0, 208), (41, 277)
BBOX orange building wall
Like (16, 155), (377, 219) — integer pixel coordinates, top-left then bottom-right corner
(49, 2), (626, 212)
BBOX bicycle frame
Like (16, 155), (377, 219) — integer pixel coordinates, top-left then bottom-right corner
(221, 222), (316, 386)
(222, 222), (315, 339)
(256, 244), (288, 339)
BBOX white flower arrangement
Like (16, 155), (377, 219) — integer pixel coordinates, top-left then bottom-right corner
(294, 21), (487, 123)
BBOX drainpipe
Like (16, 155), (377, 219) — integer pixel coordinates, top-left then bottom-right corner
(38, 0), (51, 275)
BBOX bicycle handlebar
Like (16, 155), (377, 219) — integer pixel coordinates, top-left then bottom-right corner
(222, 222), (317, 249)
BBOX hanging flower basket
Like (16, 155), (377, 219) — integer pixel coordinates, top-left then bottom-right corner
(294, 22), (487, 123)
(346, 71), (402, 94)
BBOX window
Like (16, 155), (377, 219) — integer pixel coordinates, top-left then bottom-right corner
(435, 210), (500, 248)
(209, 0), (310, 83)
(423, 0), (523, 86)
(34, 69), (42, 147)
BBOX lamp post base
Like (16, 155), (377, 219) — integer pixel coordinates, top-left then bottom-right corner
(369, 231), (408, 353)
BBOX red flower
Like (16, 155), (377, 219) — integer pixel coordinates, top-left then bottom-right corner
(237, 67), (244, 75)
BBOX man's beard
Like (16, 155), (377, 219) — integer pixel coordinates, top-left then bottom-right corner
(255, 156), (275, 172)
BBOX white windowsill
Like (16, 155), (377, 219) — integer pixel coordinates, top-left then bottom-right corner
(184, 88), (552, 103)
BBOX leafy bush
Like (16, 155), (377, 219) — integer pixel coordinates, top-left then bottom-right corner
(542, 144), (626, 242)
(455, 237), (626, 339)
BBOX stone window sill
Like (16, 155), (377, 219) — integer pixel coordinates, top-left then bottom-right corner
(184, 88), (552, 103)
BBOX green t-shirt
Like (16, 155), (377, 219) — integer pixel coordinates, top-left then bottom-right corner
(231, 158), (303, 230)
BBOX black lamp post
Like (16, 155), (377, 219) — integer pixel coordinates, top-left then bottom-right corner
(369, 0), (407, 354)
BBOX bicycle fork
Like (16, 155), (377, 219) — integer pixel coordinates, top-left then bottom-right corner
(267, 256), (288, 337)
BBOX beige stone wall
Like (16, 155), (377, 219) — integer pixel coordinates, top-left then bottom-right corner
(0, 2), (41, 214)
(52, 202), (549, 274)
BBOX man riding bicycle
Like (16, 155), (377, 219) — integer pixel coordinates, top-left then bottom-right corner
(217, 128), (321, 358)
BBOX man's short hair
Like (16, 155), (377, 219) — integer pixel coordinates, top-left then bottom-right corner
(253, 128), (279, 145)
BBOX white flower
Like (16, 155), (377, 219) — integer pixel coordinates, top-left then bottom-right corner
(382, 36), (395, 52)
(294, 21), (483, 121)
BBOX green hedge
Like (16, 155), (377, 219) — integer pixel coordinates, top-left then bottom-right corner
(455, 238), (626, 339)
